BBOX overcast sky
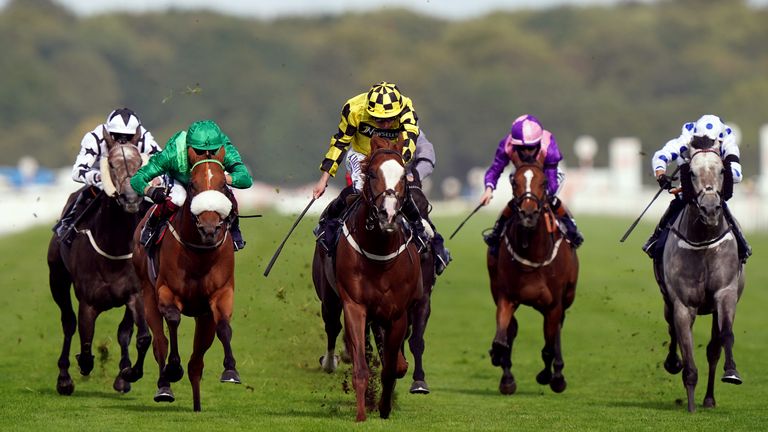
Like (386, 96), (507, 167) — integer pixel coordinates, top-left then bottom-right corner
(3, 0), (766, 20)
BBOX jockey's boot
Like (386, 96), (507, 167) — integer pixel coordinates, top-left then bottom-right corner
(141, 201), (177, 248)
(551, 197), (584, 248)
(402, 195), (431, 254)
(642, 197), (685, 259)
(723, 202), (752, 263)
(431, 232), (452, 275)
(231, 216), (246, 251)
(314, 186), (354, 252)
(484, 206), (513, 257)
(53, 189), (93, 247)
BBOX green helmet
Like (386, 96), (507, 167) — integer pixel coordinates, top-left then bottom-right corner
(186, 120), (228, 151)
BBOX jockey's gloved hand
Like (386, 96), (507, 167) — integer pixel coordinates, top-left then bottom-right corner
(656, 173), (675, 190)
(147, 186), (167, 204)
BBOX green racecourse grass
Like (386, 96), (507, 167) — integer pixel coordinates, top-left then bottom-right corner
(1, 212), (766, 431)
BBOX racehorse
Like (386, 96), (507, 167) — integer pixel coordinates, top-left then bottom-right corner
(132, 144), (239, 412)
(313, 135), (422, 421)
(313, 172), (437, 396)
(47, 128), (150, 395)
(487, 161), (578, 395)
(656, 147), (744, 412)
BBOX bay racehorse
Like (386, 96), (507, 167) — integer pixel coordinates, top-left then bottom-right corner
(132, 145), (239, 412)
(313, 135), (421, 421)
(487, 161), (578, 395)
(656, 146), (745, 412)
(47, 128), (151, 395)
(313, 174), (437, 396)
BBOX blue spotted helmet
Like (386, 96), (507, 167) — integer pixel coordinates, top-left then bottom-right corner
(692, 114), (726, 142)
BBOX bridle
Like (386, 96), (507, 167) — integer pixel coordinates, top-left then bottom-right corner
(361, 148), (405, 231)
(174, 156), (232, 249)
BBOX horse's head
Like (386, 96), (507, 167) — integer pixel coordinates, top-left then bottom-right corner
(688, 148), (724, 227)
(103, 126), (143, 213)
(187, 145), (232, 245)
(361, 135), (406, 233)
(511, 162), (548, 229)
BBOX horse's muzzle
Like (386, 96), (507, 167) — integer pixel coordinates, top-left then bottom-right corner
(697, 194), (722, 226)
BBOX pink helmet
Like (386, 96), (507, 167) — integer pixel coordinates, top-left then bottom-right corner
(508, 114), (543, 146)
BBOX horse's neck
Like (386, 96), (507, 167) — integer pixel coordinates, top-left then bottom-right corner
(678, 204), (728, 242)
(348, 201), (404, 254)
(90, 198), (140, 246)
(509, 209), (555, 259)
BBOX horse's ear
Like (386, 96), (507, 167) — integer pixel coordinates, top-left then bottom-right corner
(130, 126), (141, 146)
(509, 148), (522, 167)
(103, 126), (115, 150)
(215, 145), (226, 161)
(392, 136), (405, 155)
(370, 135), (384, 153)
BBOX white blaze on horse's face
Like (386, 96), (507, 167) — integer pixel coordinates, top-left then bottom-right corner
(690, 150), (724, 226)
(379, 159), (405, 224)
(190, 190), (232, 219)
(523, 169), (534, 194)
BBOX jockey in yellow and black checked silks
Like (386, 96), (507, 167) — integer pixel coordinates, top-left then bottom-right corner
(319, 82), (419, 176)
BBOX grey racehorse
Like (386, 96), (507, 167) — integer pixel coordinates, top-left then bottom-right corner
(657, 147), (745, 412)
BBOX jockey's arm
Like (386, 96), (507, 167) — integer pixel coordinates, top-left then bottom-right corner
(130, 147), (173, 196)
(222, 143), (253, 189)
(399, 109), (418, 163)
(481, 138), (512, 205)
(71, 132), (104, 188)
(651, 137), (686, 178)
(721, 132), (743, 183)
(410, 131), (436, 181)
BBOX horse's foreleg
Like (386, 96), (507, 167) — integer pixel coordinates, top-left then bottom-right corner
(49, 259), (75, 395)
(143, 281), (173, 403)
(379, 316), (408, 419)
(407, 293), (431, 394)
(319, 292), (343, 373)
(538, 305), (565, 393)
(490, 298), (515, 368)
(704, 312), (722, 408)
(211, 288), (239, 383)
(663, 301), (682, 374)
(672, 301), (698, 412)
(189, 314), (216, 412)
(716, 285), (741, 386)
(158, 287), (184, 384)
(113, 308), (134, 393)
(120, 293), (151, 384)
(76, 302), (98, 376)
(342, 302), (369, 422)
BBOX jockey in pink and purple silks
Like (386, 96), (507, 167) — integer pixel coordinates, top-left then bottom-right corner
(479, 114), (583, 255)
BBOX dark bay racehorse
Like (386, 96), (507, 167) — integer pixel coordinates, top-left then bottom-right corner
(313, 175), (437, 395)
(47, 129), (150, 395)
(656, 147), (745, 412)
(487, 161), (578, 395)
(313, 136), (421, 421)
(132, 145), (239, 412)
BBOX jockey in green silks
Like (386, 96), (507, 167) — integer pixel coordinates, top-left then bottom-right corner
(130, 119), (253, 250)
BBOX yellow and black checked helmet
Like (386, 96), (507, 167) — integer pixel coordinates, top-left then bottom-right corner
(366, 82), (404, 118)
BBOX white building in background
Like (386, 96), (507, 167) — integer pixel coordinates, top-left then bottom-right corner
(3, 123), (768, 235)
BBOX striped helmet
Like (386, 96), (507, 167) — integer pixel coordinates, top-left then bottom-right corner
(366, 82), (404, 118)
(508, 114), (544, 147)
(106, 108), (141, 135)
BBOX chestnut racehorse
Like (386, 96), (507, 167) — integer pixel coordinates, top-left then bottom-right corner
(132, 145), (239, 412)
(487, 161), (578, 395)
(314, 136), (421, 421)
(47, 129), (150, 395)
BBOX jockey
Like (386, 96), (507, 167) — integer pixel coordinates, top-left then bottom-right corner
(480, 114), (583, 256)
(642, 114), (751, 263)
(312, 82), (448, 264)
(53, 107), (161, 246)
(130, 120), (253, 250)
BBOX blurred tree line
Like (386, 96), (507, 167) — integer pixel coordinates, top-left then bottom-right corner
(1, 0), (766, 192)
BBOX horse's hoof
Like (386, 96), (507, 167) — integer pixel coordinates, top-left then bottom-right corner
(722, 369), (742, 385)
(664, 357), (683, 375)
(220, 369), (241, 384)
(340, 348), (352, 364)
(703, 397), (716, 408)
(410, 380), (430, 394)
(119, 366), (143, 383)
(76, 353), (95, 376)
(154, 386), (175, 403)
(56, 377), (74, 395)
(163, 364), (184, 383)
(536, 369), (552, 385)
(113, 376), (131, 394)
(550, 376), (566, 393)
(319, 355), (338, 373)
(499, 375), (517, 395)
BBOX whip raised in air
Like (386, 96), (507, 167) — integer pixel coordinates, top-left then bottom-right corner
(449, 203), (484, 240)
